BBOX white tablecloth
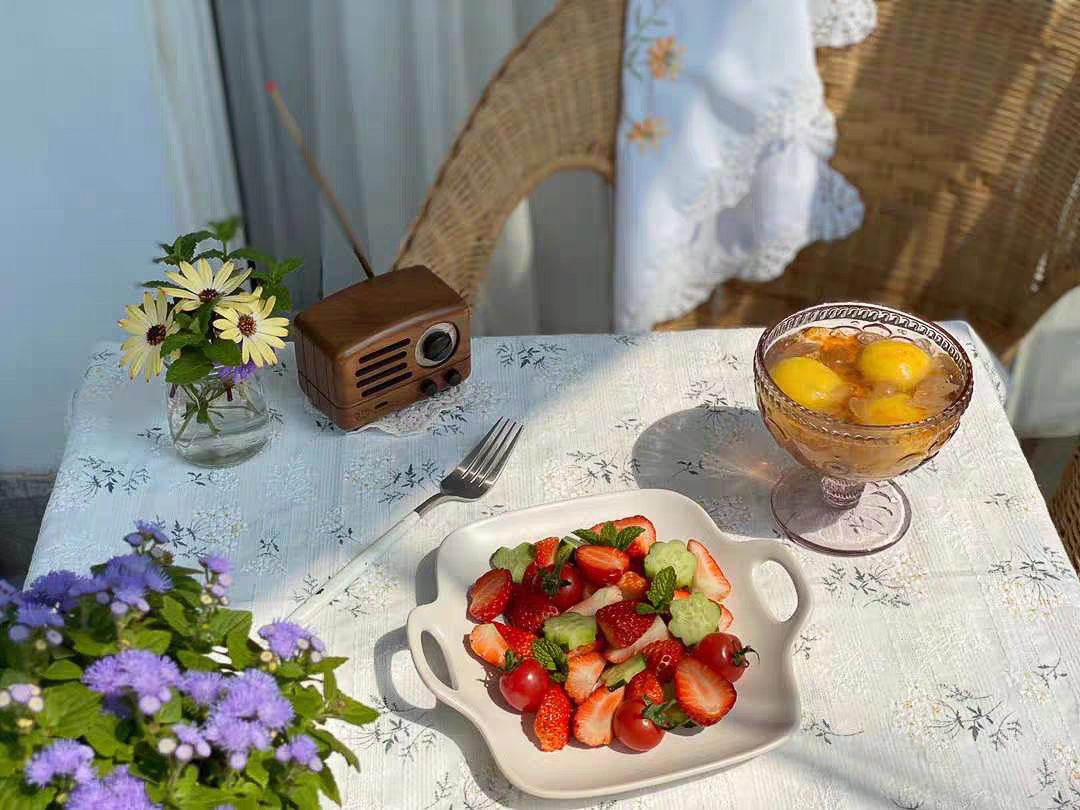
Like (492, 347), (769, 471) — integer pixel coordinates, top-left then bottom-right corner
(30, 328), (1080, 809)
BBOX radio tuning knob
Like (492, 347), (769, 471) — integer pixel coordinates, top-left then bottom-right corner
(420, 379), (438, 397)
(445, 368), (463, 386)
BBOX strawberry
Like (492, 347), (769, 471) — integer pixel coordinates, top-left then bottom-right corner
(642, 639), (685, 683)
(615, 570), (649, 602)
(576, 546), (630, 586)
(506, 588), (559, 634)
(718, 604), (734, 631)
(687, 539), (731, 602)
(592, 516), (656, 560)
(672, 589), (691, 601)
(493, 621), (536, 658)
(604, 615), (670, 663)
(564, 652), (606, 704)
(468, 623), (510, 669)
(467, 568), (512, 622)
(581, 581), (599, 598)
(596, 601), (654, 648)
(625, 671), (664, 704)
(673, 657), (736, 726)
(533, 536), (560, 568)
(534, 685), (573, 751)
(572, 685), (625, 746)
(568, 638), (605, 657)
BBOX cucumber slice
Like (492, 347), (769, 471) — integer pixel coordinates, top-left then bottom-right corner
(643, 540), (697, 588)
(489, 542), (535, 583)
(601, 654), (646, 688)
(542, 612), (597, 650)
(668, 592), (723, 646)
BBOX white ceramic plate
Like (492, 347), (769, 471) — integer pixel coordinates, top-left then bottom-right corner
(407, 489), (812, 800)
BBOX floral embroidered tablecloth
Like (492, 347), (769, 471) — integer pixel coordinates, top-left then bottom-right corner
(30, 328), (1080, 809)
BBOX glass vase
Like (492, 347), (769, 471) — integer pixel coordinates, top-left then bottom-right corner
(167, 372), (271, 467)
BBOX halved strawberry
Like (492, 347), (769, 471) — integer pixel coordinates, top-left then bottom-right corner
(625, 670), (664, 704)
(467, 568), (512, 622)
(615, 570), (649, 602)
(596, 601), (654, 648)
(718, 604), (733, 631)
(572, 685), (625, 746)
(468, 623), (510, 669)
(576, 546), (630, 586)
(493, 621), (536, 658)
(506, 588), (559, 634)
(534, 685), (572, 751)
(604, 615), (670, 663)
(590, 515), (656, 560)
(673, 657), (736, 726)
(533, 536), (560, 568)
(564, 651), (606, 704)
(672, 589), (691, 601)
(642, 639), (685, 683)
(687, 539), (731, 602)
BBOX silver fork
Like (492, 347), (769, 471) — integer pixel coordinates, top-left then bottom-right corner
(288, 418), (524, 623)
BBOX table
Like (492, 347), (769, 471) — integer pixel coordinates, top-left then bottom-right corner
(31, 328), (1080, 809)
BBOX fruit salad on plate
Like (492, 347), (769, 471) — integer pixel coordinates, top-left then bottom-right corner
(465, 516), (757, 753)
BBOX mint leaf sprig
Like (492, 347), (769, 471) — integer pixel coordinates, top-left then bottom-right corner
(572, 522), (645, 552)
(636, 565), (676, 615)
(531, 638), (568, 683)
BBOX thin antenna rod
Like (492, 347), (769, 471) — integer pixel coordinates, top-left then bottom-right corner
(265, 80), (376, 280)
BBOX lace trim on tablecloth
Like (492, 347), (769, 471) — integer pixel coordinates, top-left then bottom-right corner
(810, 0), (878, 47)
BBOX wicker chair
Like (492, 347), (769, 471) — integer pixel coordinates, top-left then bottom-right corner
(393, 0), (1080, 566)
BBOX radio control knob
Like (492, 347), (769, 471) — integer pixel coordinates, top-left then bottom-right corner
(445, 368), (463, 386)
(421, 330), (454, 364)
(420, 379), (438, 397)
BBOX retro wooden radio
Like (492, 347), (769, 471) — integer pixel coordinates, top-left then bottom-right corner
(267, 82), (471, 431)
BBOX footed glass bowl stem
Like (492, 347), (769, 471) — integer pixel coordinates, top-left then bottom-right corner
(821, 477), (865, 508)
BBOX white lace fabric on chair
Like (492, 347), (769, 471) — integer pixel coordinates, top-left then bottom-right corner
(614, 0), (877, 332)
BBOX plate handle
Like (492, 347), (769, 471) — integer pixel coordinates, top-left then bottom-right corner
(407, 602), (466, 713)
(748, 541), (813, 640)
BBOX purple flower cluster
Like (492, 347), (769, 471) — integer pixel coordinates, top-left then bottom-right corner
(23, 570), (90, 612)
(274, 734), (323, 772)
(24, 740), (95, 787)
(83, 649), (180, 716)
(124, 519), (169, 555)
(8, 604), (64, 647)
(178, 671), (226, 707)
(216, 360), (256, 385)
(257, 620), (326, 662)
(169, 723), (212, 762)
(90, 553), (173, 617)
(68, 766), (160, 810)
(202, 670), (294, 770)
(0, 683), (44, 714)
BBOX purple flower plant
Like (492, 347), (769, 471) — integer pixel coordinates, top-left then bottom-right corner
(83, 649), (180, 716)
(257, 620), (326, 661)
(274, 734), (323, 771)
(0, 579), (20, 609)
(23, 570), (89, 612)
(199, 555), (231, 575)
(0, 683), (44, 714)
(178, 671), (226, 708)
(9, 604), (64, 646)
(216, 360), (256, 385)
(24, 740), (95, 787)
(68, 766), (160, 810)
(201, 669), (294, 769)
(171, 724), (212, 761)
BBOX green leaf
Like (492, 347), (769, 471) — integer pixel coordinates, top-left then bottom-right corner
(226, 615), (254, 670)
(645, 565), (676, 613)
(531, 638), (568, 682)
(331, 693), (378, 727)
(554, 539), (576, 567)
(316, 761), (341, 804)
(165, 350), (214, 384)
(129, 628), (172, 654)
(141, 280), (174, 289)
(161, 595), (193, 634)
(600, 521), (618, 545)
(208, 215), (241, 243)
(228, 247), (273, 266)
(193, 248), (226, 261)
(41, 682), (101, 736)
(158, 693), (182, 724)
(614, 525), (645, 551)
(175, 650), (218, 671)
(288, 685), (324, 720)
(310, 728), (359, 770)
(84, 711), (127, 757)
(174, 311), (193, 329)
(277, 661), (305, 679)
(206, 608), (250, 641)
(202, 339), (244, 366)
(572, 528), (601, 545)
(285, 777), (320, 810)
(66, 629), (117, 657)
(194, 303), (215, 335)
(264, 283), (292, 314)
(271, 256), (303, 281)
(323, 669), (339, 701)
(40, 659), (82, 680)
(245, 753), (269, 788)
(307, 656), (348, 673)
(160, 332), (206, 357)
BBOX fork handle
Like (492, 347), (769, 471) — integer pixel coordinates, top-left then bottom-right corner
(287, 511), (422, 624)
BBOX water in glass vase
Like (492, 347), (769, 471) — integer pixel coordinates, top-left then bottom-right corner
(167, 373), (271, 467)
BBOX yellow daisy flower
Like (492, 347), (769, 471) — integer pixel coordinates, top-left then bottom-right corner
(118, 290), (178, 381)
(162, 259), (253, 312)
(213, 290), (289, 367)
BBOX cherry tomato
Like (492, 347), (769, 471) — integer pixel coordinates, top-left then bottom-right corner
(613, 699), (664, 751)
(524, 564), (583, 611)
(693, 632), (757, 683)
(498, 659), (551, 712)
